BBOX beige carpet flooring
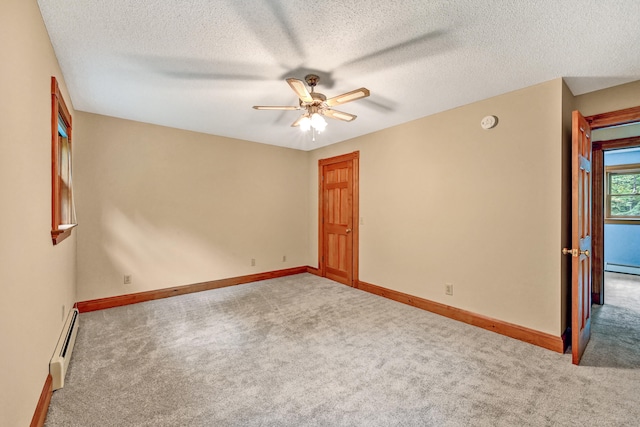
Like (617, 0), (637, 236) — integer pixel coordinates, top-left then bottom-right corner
(44, 273), (640, 426)
(580, 272), (640, 368)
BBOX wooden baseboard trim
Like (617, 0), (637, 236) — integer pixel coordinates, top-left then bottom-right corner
(76, 266), (309, 313)
(356, 280), (564, 353)
(30, 374), (52, 427)
(306, 266), (321, 276)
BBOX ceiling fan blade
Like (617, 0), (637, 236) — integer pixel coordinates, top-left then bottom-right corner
(325, 88), (370, 107)
(253, 106), (299, 110)
(291, 114), (307, 127)
(286, 78), (313, 103)
(323, 109), (357, 122)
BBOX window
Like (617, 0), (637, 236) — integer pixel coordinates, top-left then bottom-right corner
(606, 163), (640, 223)
(51, 76), (77, 244)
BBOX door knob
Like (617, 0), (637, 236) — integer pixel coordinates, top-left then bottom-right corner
(346, 228), (352, 234)
(562, 248), (590, 257)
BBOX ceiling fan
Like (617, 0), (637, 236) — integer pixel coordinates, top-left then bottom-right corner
(253, 74), (370, 133)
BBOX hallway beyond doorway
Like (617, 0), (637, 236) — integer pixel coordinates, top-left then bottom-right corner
(580, 272), (640, 368)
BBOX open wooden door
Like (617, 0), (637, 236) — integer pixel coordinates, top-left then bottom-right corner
(319, 152), (359, 286)
(566, 111), (593, 365)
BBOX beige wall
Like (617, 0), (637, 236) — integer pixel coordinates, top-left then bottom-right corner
(574, 80), (640, 117)
(0, 1), (77, 426)
(6, 2), (639, 422)
(576, 79), (640, 143)
(74, 113), (309, 301)
(593, 122), (640, 141)
(308, 79), (566, 336)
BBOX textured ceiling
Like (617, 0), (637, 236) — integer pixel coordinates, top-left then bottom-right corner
(37, 0), (640, 151)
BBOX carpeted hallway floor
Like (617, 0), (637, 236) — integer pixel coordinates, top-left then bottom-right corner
(580, 272), (640, 368)
(45, 273), (640, 426)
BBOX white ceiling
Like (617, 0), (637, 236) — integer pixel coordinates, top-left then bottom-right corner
(37, 0), (640, 151)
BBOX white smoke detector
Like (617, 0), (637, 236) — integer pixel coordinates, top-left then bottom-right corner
(481, 115), (498, 130)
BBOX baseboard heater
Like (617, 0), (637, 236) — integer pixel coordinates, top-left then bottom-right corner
(50, 308), (79, 390)
(605, 262), (640, 276)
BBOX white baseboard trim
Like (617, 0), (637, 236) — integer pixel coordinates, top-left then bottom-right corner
(605, 263), (640, 276)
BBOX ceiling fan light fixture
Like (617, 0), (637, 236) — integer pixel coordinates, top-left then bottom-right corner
(311, 113), (327, 132)
(299, 116), (312, 132)
(255, 76), (370, 137)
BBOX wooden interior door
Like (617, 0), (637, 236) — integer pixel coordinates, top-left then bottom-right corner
(569, 110), (593, 365)
(319, 152), (359, 286)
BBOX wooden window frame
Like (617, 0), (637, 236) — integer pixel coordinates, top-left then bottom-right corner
(51, 76), (77, 245)
(605, 163), (640, 224)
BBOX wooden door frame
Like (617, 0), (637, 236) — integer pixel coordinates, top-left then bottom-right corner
(586, 106), (640, 305)
(318, 151), (359, 286)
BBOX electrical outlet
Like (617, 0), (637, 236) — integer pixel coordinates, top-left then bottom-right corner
(282, 255), (286, 262)
(251, 258), (256, 267)
(124, 275), (132, 284)
(445, 283), (454, 296)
